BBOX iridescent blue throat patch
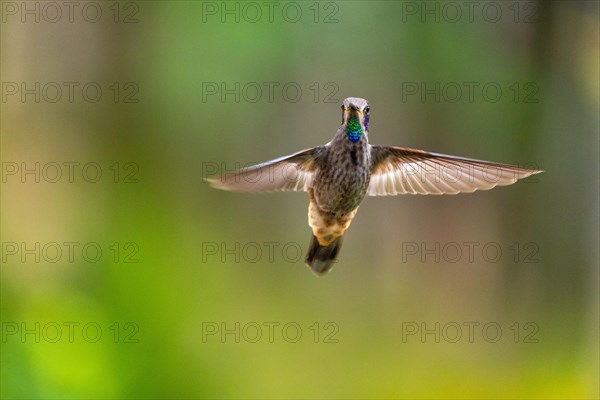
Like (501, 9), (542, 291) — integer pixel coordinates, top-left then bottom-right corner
(346, 118), (362, 143)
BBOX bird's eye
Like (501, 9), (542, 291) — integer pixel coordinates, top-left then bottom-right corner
(341, 105), (345, 111)
(364, 106), (370, 114)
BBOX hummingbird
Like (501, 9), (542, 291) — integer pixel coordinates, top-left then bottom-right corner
(207, 97), (542, 275)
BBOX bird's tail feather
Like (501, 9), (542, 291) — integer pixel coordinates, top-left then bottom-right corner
(305, 235), (343, 275)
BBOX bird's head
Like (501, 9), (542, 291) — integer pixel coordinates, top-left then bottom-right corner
(341, 97), (370, 143)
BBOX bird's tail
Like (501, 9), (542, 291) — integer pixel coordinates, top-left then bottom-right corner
(305, 234), (343, 275)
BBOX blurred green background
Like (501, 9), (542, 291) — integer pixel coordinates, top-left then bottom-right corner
(1, 1), (598, 398)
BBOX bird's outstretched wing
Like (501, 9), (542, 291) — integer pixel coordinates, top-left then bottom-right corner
(207, 146), (325, 192)
(368, 146), (543, 196)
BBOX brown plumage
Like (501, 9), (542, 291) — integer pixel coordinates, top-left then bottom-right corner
(207, 97), (543, 275)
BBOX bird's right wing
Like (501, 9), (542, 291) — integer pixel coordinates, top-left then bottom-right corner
(206, 146), (326, 192)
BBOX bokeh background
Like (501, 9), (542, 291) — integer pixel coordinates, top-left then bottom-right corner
(1, 1), (598, 398)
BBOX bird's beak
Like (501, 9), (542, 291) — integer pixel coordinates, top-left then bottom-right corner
(349, 106), (362, 118)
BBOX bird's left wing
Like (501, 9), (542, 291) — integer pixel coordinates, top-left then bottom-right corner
(368, 145), (542, 196)
(207, 146), (325, 192)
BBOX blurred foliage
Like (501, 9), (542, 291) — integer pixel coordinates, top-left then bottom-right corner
(1, 1), (598, 398)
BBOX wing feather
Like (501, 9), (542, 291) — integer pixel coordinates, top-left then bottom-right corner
(207, 146), (325, 193)
(368, 146), (542, 196)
